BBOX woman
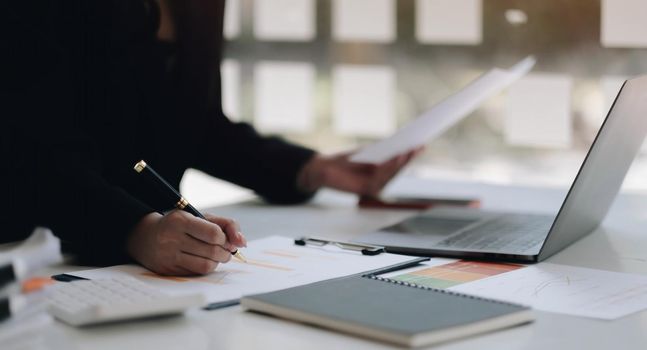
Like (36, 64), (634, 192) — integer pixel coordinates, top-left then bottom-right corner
(1, 0), (417, 275)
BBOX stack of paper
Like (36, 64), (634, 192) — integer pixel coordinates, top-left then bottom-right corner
(0, 228), (65, 350)
(351, 56), (536, 164)
(0, 227), (62, 282)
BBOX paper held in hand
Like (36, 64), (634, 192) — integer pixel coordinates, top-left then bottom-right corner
(350, 56), (536, 164)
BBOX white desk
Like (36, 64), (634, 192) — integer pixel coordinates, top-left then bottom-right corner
(50, 178), (647, 349)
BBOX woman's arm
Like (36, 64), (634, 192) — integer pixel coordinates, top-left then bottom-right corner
(4, 1), (243, 275)
(2, 1), (156, 265)
(176, 0), (419, 204)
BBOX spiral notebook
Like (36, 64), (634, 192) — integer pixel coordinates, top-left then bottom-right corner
(242, 263), (533, 348)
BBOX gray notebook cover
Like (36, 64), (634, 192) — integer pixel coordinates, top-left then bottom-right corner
(242, 275), (532, 347)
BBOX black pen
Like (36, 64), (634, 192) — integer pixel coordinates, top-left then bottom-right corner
(133, 160), (247, 263)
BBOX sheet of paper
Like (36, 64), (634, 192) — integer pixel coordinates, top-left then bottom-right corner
(224, 0), (241, 40)
(452, 263), (647, 320)
(332, 65), (396, 137)
(69, 236), (417, 305)
(384, 260), (647, 319)
(0, 227), (62, 278)
(332, 0), (396, 43)
(221, 59), (241, 122)
(601, 0), (647, 48)
(416, 0), (482, 45)
(504, 73), (573, 149)
(254, 61), (315, 133)
(350, 56), (536, 164)
(253, 0), (316, 41)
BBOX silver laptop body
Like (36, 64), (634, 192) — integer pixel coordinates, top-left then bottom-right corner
(357, 75), (647, 263)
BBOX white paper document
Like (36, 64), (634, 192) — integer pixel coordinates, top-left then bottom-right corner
(69, 236), (416, 305)
(0, 227), (62, 279)
(451, 263), (647, 320)
(350, 56), (536, 164)
(382, 259), (647, 320)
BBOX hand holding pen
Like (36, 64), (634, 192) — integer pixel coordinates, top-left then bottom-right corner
(125, 161), (247, 276)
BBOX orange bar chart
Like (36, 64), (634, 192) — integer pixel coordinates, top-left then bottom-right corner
(392, 260), (524, 289)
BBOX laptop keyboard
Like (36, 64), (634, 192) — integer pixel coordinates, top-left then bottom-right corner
(434, 214), (554, 253)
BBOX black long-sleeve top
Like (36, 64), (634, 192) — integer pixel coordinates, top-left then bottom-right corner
(1, 0), (316, 265)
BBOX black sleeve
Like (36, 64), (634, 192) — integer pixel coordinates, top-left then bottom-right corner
(170, 0), (318, 205)
(193, 114), (317, 205)
(1, 1), (154, 265)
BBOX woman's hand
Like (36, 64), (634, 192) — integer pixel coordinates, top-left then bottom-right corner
(298, 147), (423, 197)
(127, 210), (247, 276)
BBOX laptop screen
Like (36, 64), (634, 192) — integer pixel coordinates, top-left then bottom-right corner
(539, 76), (647, 260)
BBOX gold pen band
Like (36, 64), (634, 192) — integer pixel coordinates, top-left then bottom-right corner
(176, 197), (189, 210)
(134, 160), (147, 173)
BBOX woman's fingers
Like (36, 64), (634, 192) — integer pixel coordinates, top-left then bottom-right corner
(180, 234), (232, 263)
(177, 252), (220, 275)
(364, 150), (419, 196)
(205, 214), (247, 247)
(167, 211), (233, 250)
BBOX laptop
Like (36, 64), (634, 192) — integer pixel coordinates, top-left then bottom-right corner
(356, 75), (647, 263)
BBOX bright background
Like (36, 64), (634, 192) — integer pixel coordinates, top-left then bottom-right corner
(182, 0), (647, 208)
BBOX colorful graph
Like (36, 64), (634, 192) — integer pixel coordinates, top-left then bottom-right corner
(262, 250), (301, 259)
(391, 260), (524, 289)
(262, 249), (337, 261)
(231, 258), (293, 271)
(140, 272), (191, 283)
(141, 269), (248, 285)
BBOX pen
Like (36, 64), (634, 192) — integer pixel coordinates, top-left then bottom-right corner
(133, 160), (247, 263)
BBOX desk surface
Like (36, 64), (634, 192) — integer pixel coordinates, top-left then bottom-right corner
(50, 178), (647, 349)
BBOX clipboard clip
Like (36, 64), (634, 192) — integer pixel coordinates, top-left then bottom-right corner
(294, 237), (385, 256)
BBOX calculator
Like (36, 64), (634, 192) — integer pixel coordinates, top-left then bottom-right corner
(47, 277), (205, 326)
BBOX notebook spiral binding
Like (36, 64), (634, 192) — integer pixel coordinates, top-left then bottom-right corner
(363, 274), (523, 308)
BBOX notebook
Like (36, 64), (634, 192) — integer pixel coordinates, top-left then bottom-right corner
(242, 272), (533, 347)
